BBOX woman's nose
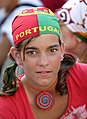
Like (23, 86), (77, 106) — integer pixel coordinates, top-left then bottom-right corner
(38, 54), (49, 66)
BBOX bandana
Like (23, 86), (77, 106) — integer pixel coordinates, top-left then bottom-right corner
(12, 7), (60, 45)
(55, 0), (87, 42)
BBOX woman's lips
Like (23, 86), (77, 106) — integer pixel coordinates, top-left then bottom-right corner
(36, 71), (52, 77)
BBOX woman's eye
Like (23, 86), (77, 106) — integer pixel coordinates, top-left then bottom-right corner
(26, 51), (37, 55)
(49, 48), (58, 53)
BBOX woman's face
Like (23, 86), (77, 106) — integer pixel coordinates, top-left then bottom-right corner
(20, 34), (64, 87)
(60, 25), (78, 54)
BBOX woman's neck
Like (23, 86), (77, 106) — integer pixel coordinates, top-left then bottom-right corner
(21, 75), (57, 94)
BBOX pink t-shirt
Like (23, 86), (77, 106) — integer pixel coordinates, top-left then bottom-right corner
(0, 63), (87, 119)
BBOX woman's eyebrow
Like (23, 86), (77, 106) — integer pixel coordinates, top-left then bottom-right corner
(25, 47), (38, 50)
(48, 44), (60, 49)
(25, 44), (60, 50)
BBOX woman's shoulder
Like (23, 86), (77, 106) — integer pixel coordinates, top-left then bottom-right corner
(72, 63), (87, 73)
(0, 81), (24, 116)
(68, 63), (87, 88)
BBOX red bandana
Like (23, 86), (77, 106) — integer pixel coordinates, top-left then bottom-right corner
(12, 7), (60, 45)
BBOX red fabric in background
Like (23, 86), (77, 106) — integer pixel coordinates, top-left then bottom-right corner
(42, 0), (67, 12)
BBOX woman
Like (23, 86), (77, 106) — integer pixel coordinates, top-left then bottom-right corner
(0, 7), (87, 119)
(55, 0), (87, 63)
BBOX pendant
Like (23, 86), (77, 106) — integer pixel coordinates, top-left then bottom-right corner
(36, 91), (55, 110)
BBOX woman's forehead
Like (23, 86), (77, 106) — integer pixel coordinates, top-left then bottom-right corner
(29, 34), (59, 42)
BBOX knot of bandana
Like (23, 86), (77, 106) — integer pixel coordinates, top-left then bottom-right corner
(12, 7), (60, 45)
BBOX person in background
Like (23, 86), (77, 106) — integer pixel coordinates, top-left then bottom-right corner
(0, 7), (87, 119)
(0, 8), (6, 22)
(55, 0), (87, 63)
(42, 0), (68, 12)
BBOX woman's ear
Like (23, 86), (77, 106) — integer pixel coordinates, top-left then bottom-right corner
(61, 40), (65, 56)
(76, 37), (82, 43)
(10, 47), (23, 66)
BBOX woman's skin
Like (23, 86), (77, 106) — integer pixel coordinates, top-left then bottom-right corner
(10, 34), (68, 119)
(11, 34), (64, 89)
(60, 25), (87, 59)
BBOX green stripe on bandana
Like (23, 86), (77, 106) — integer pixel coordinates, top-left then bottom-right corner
(37, 14), (60, 38)
(75, 34), (87, 42)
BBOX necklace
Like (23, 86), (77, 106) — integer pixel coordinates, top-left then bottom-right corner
(26, 79), (57, 111)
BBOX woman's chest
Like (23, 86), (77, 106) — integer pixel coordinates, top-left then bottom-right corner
(31, 94), (68, 119)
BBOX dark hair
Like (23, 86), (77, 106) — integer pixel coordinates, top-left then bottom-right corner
(0, 37), (76, 96)
(56, 53), (76, 95)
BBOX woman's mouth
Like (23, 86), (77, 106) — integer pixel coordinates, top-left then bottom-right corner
(36, 71), (52, 77)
